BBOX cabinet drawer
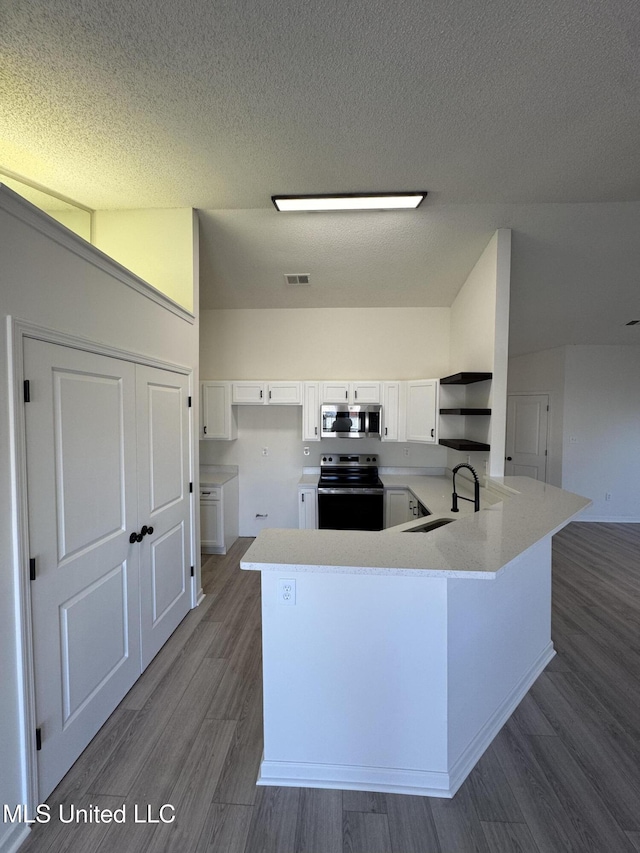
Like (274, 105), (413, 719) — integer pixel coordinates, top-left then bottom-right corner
(200, 486), (221, 500)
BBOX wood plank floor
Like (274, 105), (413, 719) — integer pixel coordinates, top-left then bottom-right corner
(20, 522), (640, 853)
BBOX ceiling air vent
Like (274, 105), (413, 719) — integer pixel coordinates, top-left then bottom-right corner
(285, 274), (310, 286)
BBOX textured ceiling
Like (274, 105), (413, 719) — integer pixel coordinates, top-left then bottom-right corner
(1, 0), (639, 353)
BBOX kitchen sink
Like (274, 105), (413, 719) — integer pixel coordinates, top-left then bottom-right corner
(403, 517), (455, 533)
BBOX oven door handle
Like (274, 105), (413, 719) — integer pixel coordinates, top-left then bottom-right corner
(318, 487), (384, 495)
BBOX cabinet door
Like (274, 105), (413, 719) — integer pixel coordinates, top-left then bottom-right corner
(298, 488), (317, 529)
(321, 382), (350, 403)
(385, 489), (410, 528)
(201, 382), (237, 440)
(303, 382), (321, 440)
(381, 382), (401, 441)
(200, 500), (223, 548)
(352, 382), (381, 403)
(406, 380), (439, 443)
(232, 381), (266, 404)
(268, 381), (302, 405)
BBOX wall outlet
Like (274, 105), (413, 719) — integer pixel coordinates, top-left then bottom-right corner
(403, 447), (410, 457)
(277, 578), (296, 605)
(262, 446), (269, 456)
(303, 446), (310, 456)
(605, 492), (612, 501)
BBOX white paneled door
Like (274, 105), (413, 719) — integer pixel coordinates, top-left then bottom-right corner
(136, 366), (191, 670)
(24, 340), (191, 800)
(505, 394), (549, 481)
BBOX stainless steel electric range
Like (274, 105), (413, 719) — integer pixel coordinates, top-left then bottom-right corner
(317, 454), (384, 531)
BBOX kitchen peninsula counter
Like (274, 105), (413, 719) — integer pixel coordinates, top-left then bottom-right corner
(242, 476), (590, 799)
(243, 476), (589, 578)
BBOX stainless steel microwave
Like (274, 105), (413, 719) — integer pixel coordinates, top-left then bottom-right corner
(320, 404), (382, 439)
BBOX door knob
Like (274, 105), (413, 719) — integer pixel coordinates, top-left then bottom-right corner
(129, 532), (138, 544)
(506, 456), (512, 461)
(141, 525), (154, 537)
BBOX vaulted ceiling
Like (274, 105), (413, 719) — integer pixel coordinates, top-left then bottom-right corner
(2, 0), (639, 354)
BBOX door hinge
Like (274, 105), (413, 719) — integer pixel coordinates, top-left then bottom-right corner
(29, 558), (36, 581)
(545, 449), (548, 456)
(35, 727), (42, 751)
(188, 396), (192, 408)
(547, 405), (549, 411)
(190, 566), (195, 577)
(24, 380), (31, 403)
(189, 482), (193, 493)
(301, 493), (305, 502)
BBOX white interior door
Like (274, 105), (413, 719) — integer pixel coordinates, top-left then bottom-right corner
(505, 394), (549, 481)
(24, 339), (141, 800)
(136, 365), (191, 670)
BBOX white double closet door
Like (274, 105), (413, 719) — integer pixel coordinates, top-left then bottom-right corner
(24, 339), (192, 800)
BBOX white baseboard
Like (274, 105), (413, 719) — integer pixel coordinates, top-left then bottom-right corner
(257, 642), (556, 799)
(447, 642), (556, 796)
(0, 823), (30, 853)
(579, 516), (640, 524)
(258, 758), (454, 798)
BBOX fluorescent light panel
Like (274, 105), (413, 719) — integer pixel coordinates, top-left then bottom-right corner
(272, 192), (427, 212)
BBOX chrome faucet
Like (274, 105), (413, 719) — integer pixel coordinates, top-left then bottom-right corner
(451, 463), (480, 512)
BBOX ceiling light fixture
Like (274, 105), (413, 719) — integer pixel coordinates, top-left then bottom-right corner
(271, 192), (427, 212)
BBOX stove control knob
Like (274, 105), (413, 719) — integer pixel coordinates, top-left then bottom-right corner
(322, 456), (326, 461)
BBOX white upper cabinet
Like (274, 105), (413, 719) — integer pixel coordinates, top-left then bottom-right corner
(267, 381), (302, 405)
(406, 379), (439, 443)
(231, 381), (302, 405)
(321, 382), (350, 403)
(320, 382), (381, 404)
(381, 381), (405, 442)
(232, 381), (267, 404)
(302, 382), (321, 441)
(201, 381), (237, 440)
(352, 381), (381, 403)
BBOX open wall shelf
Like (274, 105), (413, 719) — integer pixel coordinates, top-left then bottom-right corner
(439, 373), (492, 452)
(440, 408), (491, 416)
(439, 438), (490, 452)
(440, 372), (492, 385)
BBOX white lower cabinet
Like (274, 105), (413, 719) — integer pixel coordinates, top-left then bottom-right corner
(200, 478), (239, 554)
(406, 379), (439, 443)
(384, 489), (411, 528)
(298, 487), (317, 529)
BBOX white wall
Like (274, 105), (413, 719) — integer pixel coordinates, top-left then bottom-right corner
(0, 189), (199, 853)
(200, 307), (451, 380)
(507, 344), (640, 521)
(508, 347), (566, 487)
(93, 209), (196, 312)
(562, 346), (640, 521)
(448, 230), (511, 479)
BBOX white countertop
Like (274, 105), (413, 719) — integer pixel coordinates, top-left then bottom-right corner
(200, 465), (238, 487)
(242, 476), (591, 579)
